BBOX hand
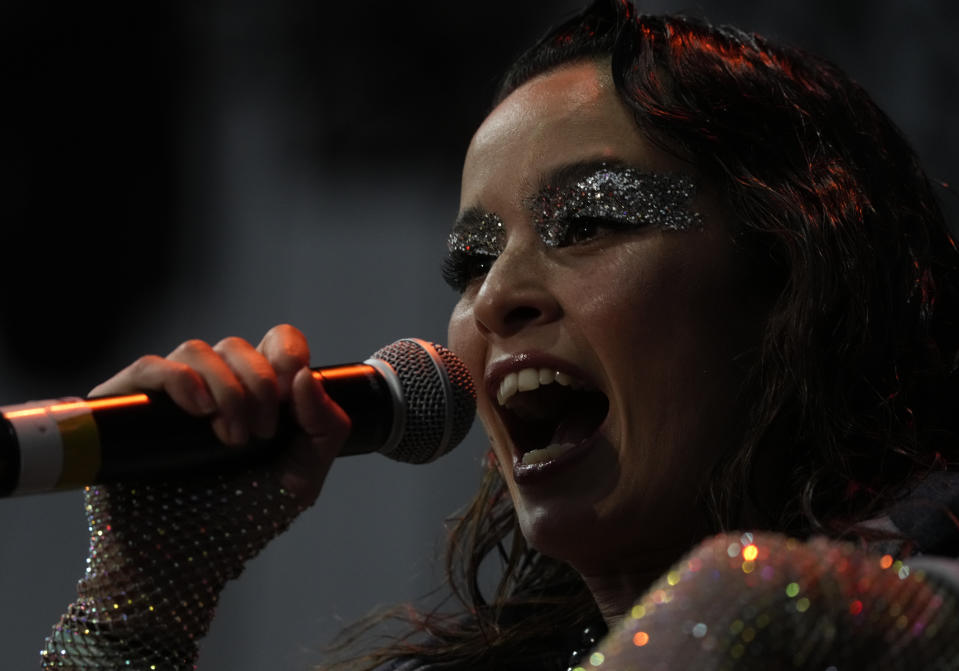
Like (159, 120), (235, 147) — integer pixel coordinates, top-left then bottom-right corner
(41, 325), (353, 670)
(89, 323), (350, 505)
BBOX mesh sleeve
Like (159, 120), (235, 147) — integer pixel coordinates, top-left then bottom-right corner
(41, 469), (305, 669)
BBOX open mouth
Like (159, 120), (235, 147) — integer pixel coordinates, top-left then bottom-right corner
(495, 367), (609, 465)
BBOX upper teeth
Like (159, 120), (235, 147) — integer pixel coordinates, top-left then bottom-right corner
(496, 368), (576, 406)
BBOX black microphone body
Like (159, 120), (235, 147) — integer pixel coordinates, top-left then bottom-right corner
(0, 338), (475, 497)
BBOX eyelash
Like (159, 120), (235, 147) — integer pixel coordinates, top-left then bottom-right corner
(549, 216), (630, 247)
(442, 250), (497, 293)
(441, 217), (631, 293)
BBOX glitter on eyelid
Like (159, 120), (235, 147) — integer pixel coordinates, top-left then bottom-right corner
(533, 166), (701, 247)
(447, 212), (506, 256)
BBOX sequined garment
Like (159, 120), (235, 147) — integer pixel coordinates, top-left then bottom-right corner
(590, 533), (959, 670)
(41, 473), (303, 669)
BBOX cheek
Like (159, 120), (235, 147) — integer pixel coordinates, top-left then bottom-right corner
(447, 295), (496, 427)
(582, 238), (744, 360)
(565, 247), (661, 345)
(601, 240), (759, 474)
(447, 299), (520, 476)
(447, 298), (481, 376)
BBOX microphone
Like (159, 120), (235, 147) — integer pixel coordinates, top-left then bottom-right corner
(0, 338), (476, 497)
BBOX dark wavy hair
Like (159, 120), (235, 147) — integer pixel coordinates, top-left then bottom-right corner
(324, 1), (959, 668)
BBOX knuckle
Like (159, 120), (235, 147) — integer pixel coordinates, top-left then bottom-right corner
(268, 323), (303, 340)
(131, 353), (163, 370)
(272, 348), (305, 373)
(172, 338), (212, 358)
(166, 360), (201, 386)
(213, 335), (251, 352)
(128, 354), (165, 378)
(263, 324), (308, 363)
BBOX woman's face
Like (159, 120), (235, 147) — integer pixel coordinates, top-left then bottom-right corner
(447, 60), (766, 573)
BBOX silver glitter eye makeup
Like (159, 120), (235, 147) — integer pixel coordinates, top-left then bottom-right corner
(443, 211), (507, 292)
(447, 211), (506, 256)
(533, 166), (702, 247)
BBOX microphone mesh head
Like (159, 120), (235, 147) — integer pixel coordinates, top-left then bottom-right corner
(370, 339), (476, 464)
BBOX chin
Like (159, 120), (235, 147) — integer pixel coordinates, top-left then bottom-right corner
(513, 491), (638, 566)
(516, 503), (600, 563)
(513, 480), (715, 573)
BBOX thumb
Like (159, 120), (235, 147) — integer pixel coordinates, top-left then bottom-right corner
(275, 367), (351, 505)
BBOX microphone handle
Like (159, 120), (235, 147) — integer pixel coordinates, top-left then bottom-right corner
(0, 362), (396, 498)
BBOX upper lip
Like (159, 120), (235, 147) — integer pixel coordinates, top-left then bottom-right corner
(484, 351), (597, 404)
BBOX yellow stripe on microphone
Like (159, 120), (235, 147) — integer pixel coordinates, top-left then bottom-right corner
(52, 402), (102, 489)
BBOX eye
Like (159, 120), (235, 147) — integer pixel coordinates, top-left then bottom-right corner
(564, 219), (601, 245)
(442, 250), (497, 293)
(554, 217), (622, 247)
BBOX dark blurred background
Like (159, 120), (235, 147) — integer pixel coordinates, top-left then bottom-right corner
(1, 2), (956, 669)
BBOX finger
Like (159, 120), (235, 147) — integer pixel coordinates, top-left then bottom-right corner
(291, 366), (351, 449)
(256, 324), (311, 402)
(168, 339), (250, 446)
(278, 367), (351, 503)
(89, 355), (216, 417)
(213, 336), (280, 439)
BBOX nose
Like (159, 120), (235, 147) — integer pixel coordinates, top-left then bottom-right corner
(471, 244), (562, 339)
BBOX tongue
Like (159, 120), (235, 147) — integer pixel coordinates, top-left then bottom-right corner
(549, 394), (608, 445)
(551, 414), (597, 445)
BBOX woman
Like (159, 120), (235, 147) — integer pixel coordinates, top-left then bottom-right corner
(42, 0), (959, 668)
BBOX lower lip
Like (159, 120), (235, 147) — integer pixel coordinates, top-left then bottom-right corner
(512, 432), (602, 485)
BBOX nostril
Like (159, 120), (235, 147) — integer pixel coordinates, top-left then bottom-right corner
(504, 306), (542, 329)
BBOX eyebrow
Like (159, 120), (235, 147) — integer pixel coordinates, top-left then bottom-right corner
(451, 206), (493, 233)
(531, 158), (631, 198)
